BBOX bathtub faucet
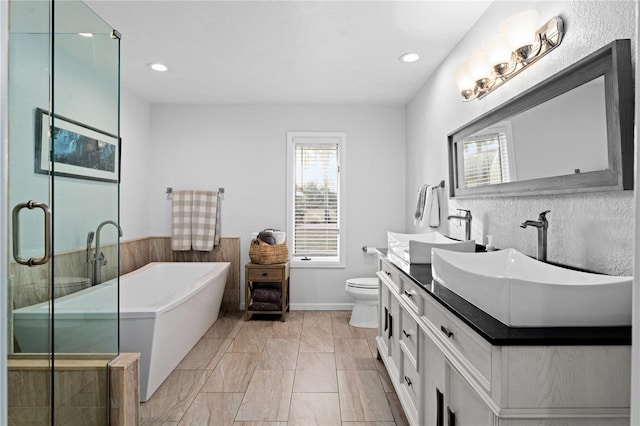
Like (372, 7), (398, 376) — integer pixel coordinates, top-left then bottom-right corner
(90, 220), (123, 285)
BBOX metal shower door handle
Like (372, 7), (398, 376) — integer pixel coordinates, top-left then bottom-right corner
(12, 200), (52, 266)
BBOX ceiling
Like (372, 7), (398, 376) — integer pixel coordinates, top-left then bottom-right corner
(85, 1), (492, 105)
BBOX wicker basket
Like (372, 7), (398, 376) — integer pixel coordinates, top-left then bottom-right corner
(249, 238), (289, 265)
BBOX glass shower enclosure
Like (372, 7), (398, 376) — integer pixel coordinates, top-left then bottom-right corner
(6, 0), (120, 424)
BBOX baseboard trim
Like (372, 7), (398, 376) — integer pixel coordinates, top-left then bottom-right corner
(240, 303), (353, 311)
(291, 303), (353, 310)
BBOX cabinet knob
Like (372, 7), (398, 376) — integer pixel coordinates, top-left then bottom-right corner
(440, 325), (454, 338)
(404, 375), (412, 387)
(262, 272), (268, 276)
(402, 329), (412, 338)
(403, 290), (415, 298)
(385, 271), (391, 276)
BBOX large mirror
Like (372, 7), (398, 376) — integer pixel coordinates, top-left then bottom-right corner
(448, 39), (633, 198)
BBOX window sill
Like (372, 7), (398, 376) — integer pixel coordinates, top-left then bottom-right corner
(290, 259), (345, 269)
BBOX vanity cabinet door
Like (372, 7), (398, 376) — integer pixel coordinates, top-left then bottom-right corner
(388, 293), (401, 379)
(377, 275), (401, 381)
(378, 282), (391, 357)
(446, 362), (494, 426)
(421, 329), (446, 426)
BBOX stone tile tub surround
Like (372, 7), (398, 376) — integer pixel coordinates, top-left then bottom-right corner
(121, 236), (241, 312)
(9, 236), (240, 313)
(8, 353), (140, 426)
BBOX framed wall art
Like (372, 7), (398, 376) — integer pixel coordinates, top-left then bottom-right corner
(35, 108), (120, 183)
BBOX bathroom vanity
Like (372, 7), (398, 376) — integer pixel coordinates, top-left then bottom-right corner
(376, 251), (630, 426)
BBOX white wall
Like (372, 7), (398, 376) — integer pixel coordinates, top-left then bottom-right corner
(119, 89), (152, 240)
(406, 0), (637, 275)
(145, 104), (406, 308)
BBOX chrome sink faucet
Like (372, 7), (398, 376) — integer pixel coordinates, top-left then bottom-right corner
(447, 209), (472, 241)
(520, 210), (550, 262)
(88, 220), (123, 285)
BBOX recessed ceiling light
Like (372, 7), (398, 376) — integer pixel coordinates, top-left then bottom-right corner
(399, 52), (421, 63)
(148, 63), (169, 72)
(78, 33), (94, 38)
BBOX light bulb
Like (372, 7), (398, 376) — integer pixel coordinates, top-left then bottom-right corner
(455, 67), (474, 91)
(499, 10), (539, 51)
(483, 33), (512, 67)
(467, 53), (489, 83)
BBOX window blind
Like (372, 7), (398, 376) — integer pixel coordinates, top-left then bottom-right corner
(293, 142), (340, 259)
(463, 130), (511, 188)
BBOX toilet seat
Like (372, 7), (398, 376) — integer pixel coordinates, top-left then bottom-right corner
(346, 277), (378, 289)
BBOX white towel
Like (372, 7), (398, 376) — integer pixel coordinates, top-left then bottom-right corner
(191, 191), (218, 251)
(413, 184), (430, 225)
(427, 186), (440, 228)
(171, 191), (193, 251)
(418, 186), (440, 228)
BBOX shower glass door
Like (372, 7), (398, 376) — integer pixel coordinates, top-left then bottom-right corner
(8, 0), (54, 423)
(7, 0), (120, 424)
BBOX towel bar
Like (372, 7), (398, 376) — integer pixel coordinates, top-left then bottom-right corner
(416, 180), (445, 192)
(166, 187), (225, 200)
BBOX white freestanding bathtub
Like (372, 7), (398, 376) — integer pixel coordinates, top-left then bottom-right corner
(120, 262), (230, 401)
(14, 261), (231, 402)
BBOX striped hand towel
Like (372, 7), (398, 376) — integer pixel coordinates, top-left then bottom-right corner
(171, 191), (193, 251)
(192, 191), (218, 251)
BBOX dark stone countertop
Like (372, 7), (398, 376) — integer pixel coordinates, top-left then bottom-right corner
(379, 249), (631, 346)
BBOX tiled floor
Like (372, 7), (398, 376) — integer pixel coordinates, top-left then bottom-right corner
(140, 310), (409, 426)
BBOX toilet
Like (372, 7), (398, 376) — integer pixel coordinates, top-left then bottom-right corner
(345, 277), (379, 328)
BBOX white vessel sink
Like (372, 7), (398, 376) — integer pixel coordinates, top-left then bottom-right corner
(387, 231), (475, 264)
(431, 248), (632, 327)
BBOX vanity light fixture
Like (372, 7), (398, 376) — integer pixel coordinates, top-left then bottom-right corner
(399, 52), (421, 63)
(78, 33), (94, 38)
(456, 10), (563, 101)
(148, 63), (169, 72)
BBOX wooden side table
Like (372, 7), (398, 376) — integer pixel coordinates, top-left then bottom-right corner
(245, 261), (290, 321)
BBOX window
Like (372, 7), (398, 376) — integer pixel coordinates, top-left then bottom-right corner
(287, 132), (345, 267)
(460, 123), (516, 188)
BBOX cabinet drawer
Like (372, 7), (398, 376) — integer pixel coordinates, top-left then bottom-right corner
(400, 308), (418, 366)
(422, 295), (492, 388)
(400, 347), (420, 420)
(379, 257), (401, 291)
(400, 277), (422, 314)
(248, 267), (284, 281)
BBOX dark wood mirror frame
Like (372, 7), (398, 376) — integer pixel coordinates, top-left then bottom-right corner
(448, 39), (634, 199)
